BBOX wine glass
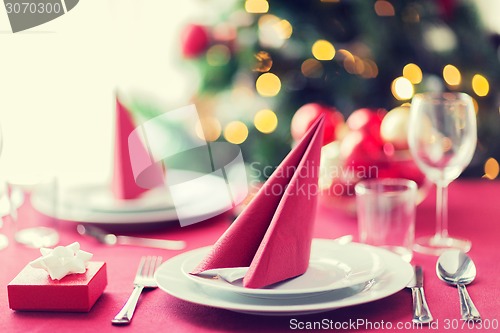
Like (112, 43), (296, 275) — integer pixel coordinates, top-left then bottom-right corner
(9, 174), (60, 248)
(408, 92), (477, 255)
(0, 123), (59, 248)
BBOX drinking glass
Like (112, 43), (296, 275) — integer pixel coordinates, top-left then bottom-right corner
(356, 178), (417, 262)
(408, 92), (477, 255)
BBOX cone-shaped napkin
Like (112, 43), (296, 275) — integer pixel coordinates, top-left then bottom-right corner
(112, 97), (160, 199)
(191, 115), (325, 288)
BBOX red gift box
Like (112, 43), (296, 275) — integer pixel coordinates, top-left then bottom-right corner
(8, 261), (107, 312)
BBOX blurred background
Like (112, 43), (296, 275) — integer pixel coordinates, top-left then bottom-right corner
(1, 0), (500, 186)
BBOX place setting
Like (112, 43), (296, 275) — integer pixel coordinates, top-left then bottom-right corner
(3, 97), (249, 252)
(1, 91), (488, 330)
(30, 98), (238, 227)
(153, 117), (415, 316)
(150, 92), (485, 322)
(2, 1), (499, 331)
(0, 92), (491, 333)
(4, 111), (418, 320)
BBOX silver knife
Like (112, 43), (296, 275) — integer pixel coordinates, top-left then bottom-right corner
(407, 265), (433, 324)
(77, 224), (186, 250)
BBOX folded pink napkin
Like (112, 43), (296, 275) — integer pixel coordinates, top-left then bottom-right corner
(112, 97), (155, 200)
(191, 116), (325, 288)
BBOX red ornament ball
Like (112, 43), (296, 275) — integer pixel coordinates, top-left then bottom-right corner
(181, 24), (210, 58)
(291, 103), (344, 145)
(340, 130), (385, 170)
(346, 108), (386, 144)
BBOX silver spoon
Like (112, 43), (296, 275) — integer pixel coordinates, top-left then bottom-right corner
(436, 250), (481, 322)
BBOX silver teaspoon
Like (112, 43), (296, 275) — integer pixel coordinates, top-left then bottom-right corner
(436, 250), (481, 322)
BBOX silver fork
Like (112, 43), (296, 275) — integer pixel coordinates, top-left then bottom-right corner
(112, 256), (162, 325)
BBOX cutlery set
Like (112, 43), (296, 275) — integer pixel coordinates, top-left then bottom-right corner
(407, 251), (481, 325)
(109, 247), (481, 325)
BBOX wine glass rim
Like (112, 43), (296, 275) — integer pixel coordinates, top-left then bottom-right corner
(413, 92), (472, 104)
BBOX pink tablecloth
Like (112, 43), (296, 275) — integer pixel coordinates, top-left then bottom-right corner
(1, 181), (499, 332)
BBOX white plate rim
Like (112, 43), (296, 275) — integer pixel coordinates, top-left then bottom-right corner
(31, 170), (234, 224)
(180, 241), (385, 296)
(56, 184), (176, 213)
(154, 239), (414, 315)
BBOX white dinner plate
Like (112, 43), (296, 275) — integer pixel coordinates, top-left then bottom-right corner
(155, 239), (414, 315)
(181, 241), (385, 299)
(57, 185), (176, 213)
(31, 170), (235, 224)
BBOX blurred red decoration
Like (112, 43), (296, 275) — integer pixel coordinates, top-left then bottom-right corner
(346, 108), (386, 145)
(438, 0), (457, 20)
(320, 106), (430, 212)
(181, 24), (210, 58)
(291, 103), (344, 145)
(340, 130), (385, 170)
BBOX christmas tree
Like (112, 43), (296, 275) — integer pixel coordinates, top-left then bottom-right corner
(138, 0), (500, 182)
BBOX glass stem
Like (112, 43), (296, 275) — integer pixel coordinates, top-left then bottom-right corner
(436, 183), (449, 239)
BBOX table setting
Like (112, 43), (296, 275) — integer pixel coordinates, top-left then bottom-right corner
(0, 92), (499, 333)
(2, 1), (500, 332)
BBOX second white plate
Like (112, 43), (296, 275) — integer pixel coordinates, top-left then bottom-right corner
(31, 170), (235, 224)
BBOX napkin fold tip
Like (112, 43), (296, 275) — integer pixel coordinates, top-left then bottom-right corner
(112, 96), (150, 200)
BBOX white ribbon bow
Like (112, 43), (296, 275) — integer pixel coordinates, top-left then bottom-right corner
(30, 242), (93, 280)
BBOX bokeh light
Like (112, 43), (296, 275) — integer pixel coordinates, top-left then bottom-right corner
(443, 64), (461, 86)
(361, 59), (379, 78)
(224, 121), (249, 144)
(195, 117), (222, 142)
(341, 50), (356, 74)
(254, 109), (278, 133)
(391, 77), (414, 100)
(301, 58), (324, 78)
(206, 45), (231, 66)
(403, 63), (422, 84)
(338, 49), (354, 60)
(472, 97), (479, 114)
(312, 40), (336, 61)
(353, 56), (365, 75)
(258, 15), (292, 48)
(338, 49), (372, 76)
(484, 157), (499, 180)
(258, 14), (279, 29)
(472, 74), (489, 97)
(374, 0), (395, 16)
(256, 73), (281, 97)
(276, 19), (293, 39)
(253, 51), (273, 72)
(245, 0), (269, 14)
